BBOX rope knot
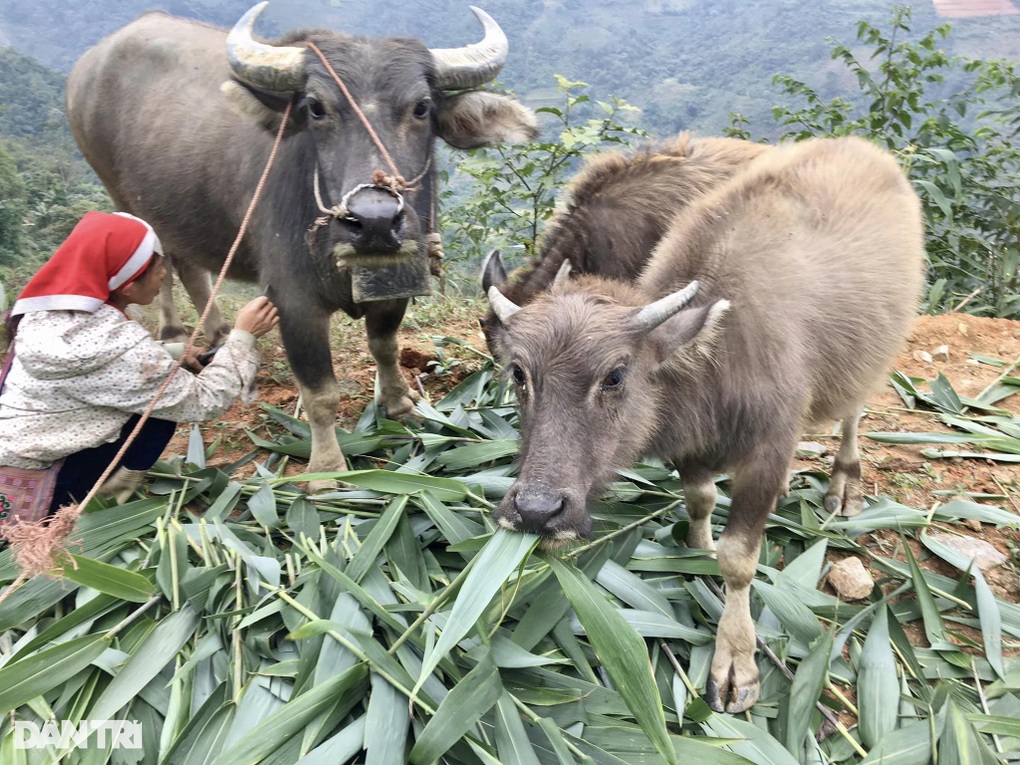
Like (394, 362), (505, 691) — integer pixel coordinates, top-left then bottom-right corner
(371, 170), (406, 194)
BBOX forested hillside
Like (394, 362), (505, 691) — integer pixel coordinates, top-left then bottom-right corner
(2, 0), (1018, 136)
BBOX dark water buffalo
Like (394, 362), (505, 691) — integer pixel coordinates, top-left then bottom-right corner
(485, 137), (925, 712)
(480, 134), (771, 350)
(67, 2), (537, 489)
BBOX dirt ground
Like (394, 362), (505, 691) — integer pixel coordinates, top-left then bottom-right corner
(165, 309), (1020, 605)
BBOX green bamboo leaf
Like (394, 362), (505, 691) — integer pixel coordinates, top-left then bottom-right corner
(301, 544), (408, 633)
(435, 439), (519, 469)
(939, 699), (1000, 765)
(890, 370), (920, 409)
(90, 604), (201, 720)
(973, 566), (1005, 681)
(210, 664), (369, 765)
(859, 719), (935, 765)
(204, 481), (243, 522)
(929, 373), (965, 415)
(247, 483), (279, 529)
(409, 652), (503, 764)
(595, 559), (673, 617)
(314, 594), (367, 685)
(751, 580), (824, 645)
(286, 619), (343, 641)
(549, 555), (677, 765)
(414, 491), (484, 545)
(223, 676), (289, 752)
(346, 495), (407, 584)
(57, 554), (154, 603)
(494, 691), (542, 765)
(702, 715), (800, 765)
(776, 538), (827, 588)
(967, 713), (1020, 736)
(294, 715), (366, 765)
(825, 499), (929, 532)
(865, 432), (980, 445)
(13, 593), (121, 657)
(932, 499), (1020, 528)
(187, 424), (207, 467)
(858, 605), (900, 748)
(415, 529), (538, 695)
(286, 497), (321, 542)
(902, 534), (953, 650)
(0, 635), (108, 716)
(786, 629), (833, 756)
(365, 671), (409, 765)
(920, 448), (1020, 463)
(572, 608), (712, 644)
(163, 684), (235, 765)
(537, 716), (578, 764)
(282, 469), (468, 502)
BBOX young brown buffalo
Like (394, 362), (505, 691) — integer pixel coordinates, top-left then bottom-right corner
(484, 136), (925, 713)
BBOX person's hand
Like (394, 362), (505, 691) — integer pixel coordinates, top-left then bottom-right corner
(234, 296), (279, 338)
(181, 350), (205, 373)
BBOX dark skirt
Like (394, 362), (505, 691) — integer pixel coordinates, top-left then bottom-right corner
(50, 415), (176, 512)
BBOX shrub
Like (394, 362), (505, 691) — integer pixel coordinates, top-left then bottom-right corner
(438, 76), (645, 282)
(728, 7), (1020, 318)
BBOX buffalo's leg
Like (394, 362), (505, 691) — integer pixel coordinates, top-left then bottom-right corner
(278, 304), (346, 492)
(175, 260), (230, 345)
(156, 259), (229, 345)
(679, 464), (717, 551)
(364, 299), (419, 418)
(824, 411), (864, 517)
(158, 264), (189, 343)
(706, 447), (792, 714)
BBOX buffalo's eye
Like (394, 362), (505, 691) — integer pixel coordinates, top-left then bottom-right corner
(509, 363), (526, 387)
(601, 366), (626, 391)
(304, 98), (326, 119)
(413, 99), (431, 120)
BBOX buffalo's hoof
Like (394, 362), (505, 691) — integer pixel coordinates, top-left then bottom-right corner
(824, 489), (863, 517)
(379, 390), (421, 421)
(705, 675), (760, 714)
(159, 327), (190, 344)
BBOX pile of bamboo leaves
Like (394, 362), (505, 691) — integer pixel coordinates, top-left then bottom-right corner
(2, 357), (1020, 765)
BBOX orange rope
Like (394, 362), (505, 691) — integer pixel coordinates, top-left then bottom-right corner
(0, 102), (294, 604)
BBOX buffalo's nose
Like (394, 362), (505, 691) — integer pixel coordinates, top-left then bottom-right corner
(342, 187), (404, 252)
(513, 487), (566, 533)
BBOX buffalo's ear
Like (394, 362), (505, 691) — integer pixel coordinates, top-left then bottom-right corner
(648, 299), (730, 366)
(438, 91), (539, 150)
(221, 81), (301, 133)
(481, 249), (508, 293)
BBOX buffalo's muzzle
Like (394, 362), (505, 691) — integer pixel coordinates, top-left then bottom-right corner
(341, 187), (405, 252)
(495, 484), (592, 542)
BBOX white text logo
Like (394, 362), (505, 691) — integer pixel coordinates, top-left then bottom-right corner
(13, 720), (143, 750)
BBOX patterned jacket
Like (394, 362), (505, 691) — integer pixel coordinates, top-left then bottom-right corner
(0, 304), (260, 469)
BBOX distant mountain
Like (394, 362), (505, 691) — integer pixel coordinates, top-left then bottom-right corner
(0, 0), (1018, 138)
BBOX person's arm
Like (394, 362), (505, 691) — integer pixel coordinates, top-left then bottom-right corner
(74, 297), (279, 422)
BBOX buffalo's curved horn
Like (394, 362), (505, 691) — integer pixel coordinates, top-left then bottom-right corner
(633, 281), (700, 331)
(481, 249), (508, 292)
(227, 2), (307, 93)
(487, 286), (521, 324)
(431, 7), (509, 91)
(551, 259), (572, 288)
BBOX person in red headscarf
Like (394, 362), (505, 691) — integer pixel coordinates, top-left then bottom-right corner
(0, 211), (279, 522)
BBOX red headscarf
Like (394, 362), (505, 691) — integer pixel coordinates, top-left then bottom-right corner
(11, 211), (163, 316)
